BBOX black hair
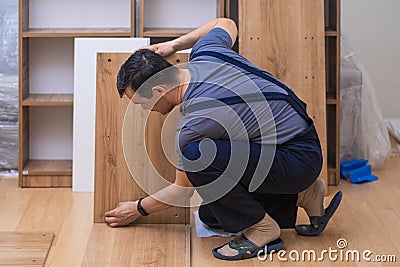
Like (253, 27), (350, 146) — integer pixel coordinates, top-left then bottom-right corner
(116, 49), (180, 98)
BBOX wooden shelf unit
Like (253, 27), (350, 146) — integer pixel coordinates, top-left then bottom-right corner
(325, 0), (341, 185)
(18, 0), (136, 187)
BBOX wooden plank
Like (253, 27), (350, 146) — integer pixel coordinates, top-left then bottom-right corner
(143, 27), (195, 37)
(22, 176), (72, 188)
(22, 94), (73, 106)
(18, 11), (30, 186)
(81, 224), (189, 267)
(22, 160), (72, 176)
(139, 0), (144, 37)
(22, 28), (131, 38)
(94, 53), (190, 224)
(239, 0), (328, 185)
(130, 0), (135, 37)
(0, 232), (54, 266)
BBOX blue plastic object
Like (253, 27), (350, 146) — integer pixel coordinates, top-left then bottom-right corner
(340, 159), (378, 184)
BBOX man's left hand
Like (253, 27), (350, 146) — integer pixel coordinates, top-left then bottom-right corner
(104, 201), (141, 227)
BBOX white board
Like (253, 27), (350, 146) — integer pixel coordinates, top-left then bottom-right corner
(73, 38), (150, 192)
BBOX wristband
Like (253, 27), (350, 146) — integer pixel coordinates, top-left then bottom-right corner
(137, 198), (149, 216)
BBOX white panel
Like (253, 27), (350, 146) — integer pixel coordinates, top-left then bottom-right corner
(29, 38), (74, 94)
(73, 38), (150, 192)
(144, 0), (218, 28)
(29, 106), (73, 159)
(29, 0), (130, 28)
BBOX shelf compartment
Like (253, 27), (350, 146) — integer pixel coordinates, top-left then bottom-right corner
(22, 28), (132, 38)
(327, 104), (340, 185)
(324, 0), (339, 31)
(325, 36), (338, 100)
(22, 160), (72, 176)
(26, 0), (132, 32)
(143, 27), (194, 37)
(22, 94), (73, 106)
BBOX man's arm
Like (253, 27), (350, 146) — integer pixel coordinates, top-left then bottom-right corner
(142, 18), (237, 57)
(104, 170), (194, 227)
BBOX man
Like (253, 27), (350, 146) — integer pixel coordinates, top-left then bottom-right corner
(105, 18), (342, 260)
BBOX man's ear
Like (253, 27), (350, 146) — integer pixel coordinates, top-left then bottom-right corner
(152, 86), (166, 96)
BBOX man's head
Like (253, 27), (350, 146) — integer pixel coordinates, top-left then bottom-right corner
(116, 49), (181, 114)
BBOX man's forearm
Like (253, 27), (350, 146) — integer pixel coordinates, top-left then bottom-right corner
(140, 181), (194, 214)
(172, 18), (236, 51)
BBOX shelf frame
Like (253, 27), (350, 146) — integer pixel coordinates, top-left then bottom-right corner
(18, 0), (136, 187)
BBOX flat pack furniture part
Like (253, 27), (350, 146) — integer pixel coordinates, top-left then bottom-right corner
(238, 0), (328, 187)
(94, 52), (190, 224)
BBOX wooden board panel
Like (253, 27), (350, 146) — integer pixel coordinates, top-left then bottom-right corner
(22, 28), (131, 38)
(22, 94), (73, 106)
(81, 224), (189, 267)
(23, 160), (72, 176)
(239, 0), (328, 185)
(22, 176), (72, 188)
(94, 52), (190, 224)
(0, 232), (54, 266)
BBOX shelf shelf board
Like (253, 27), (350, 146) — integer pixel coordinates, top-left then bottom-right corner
(22, 160), (72, 176)
(22, 94), (73, 106)
(22, 28), (132, 37)
(326, 98), (337, 105)
(325, 28), (338, 37)
(143, 27), (195, 37)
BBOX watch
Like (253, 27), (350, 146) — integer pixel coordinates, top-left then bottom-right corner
(137, 198), (149, 216)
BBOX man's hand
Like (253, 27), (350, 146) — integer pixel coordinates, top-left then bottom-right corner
(104, 201), (141, 227)
(140, 40), (177, 57)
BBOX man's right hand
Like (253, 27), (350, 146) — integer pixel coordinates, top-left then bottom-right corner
(140, 40), (177, 58)
(104, 201), (141, 227)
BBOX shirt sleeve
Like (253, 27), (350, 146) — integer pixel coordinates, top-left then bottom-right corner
(190, 28), (233, 59)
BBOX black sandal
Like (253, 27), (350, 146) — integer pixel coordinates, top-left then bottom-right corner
(295, 191), (343, 236)
(212, 234), (284, 260)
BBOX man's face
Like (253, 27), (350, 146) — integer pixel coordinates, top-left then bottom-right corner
(124, 87), (174, 115)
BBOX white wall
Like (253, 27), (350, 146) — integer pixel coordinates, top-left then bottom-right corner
(342, 0), (400, 118)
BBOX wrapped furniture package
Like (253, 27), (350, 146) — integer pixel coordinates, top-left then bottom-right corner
(340, 36), (391, 169)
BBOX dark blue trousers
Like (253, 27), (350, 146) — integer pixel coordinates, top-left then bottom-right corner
(182, 126), (323, 233)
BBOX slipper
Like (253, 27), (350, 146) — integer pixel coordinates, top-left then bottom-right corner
(212, 234), (284, 260)
(295, 191), (343, 236)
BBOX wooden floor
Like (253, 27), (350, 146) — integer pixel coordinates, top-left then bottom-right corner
(0, 156), (399, 266)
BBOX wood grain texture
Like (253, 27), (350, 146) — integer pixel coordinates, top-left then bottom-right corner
(22, 28), (131, 38)
(143, 27), (195, 37)
(239, 0), (328, 185)
(130, 0), (135, 37)
(81, 224), (189, 267)
(22, 94), (74, 106)
(18, 18), (30, 186)
(22, 160), (72, 176)
(22, 176), (72, 188)
(94, 53), (190, 224)
(0, 232), (54, 266)
(1, 156), (399, 266)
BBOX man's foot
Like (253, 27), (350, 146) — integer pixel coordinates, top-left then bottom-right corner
(295, 191), (343, 236)
(297, 179), (326, 217)
(212, 235), (284, 260)
(214, 213), (281, 259)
